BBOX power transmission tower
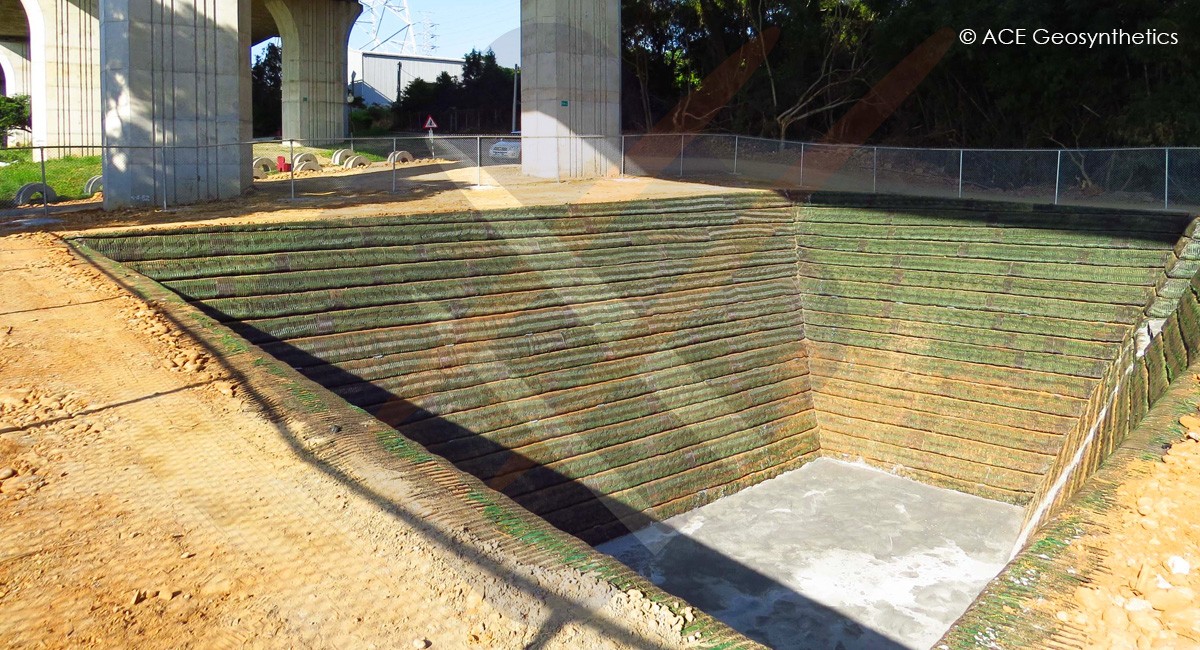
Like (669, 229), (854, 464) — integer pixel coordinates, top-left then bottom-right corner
(353, 0), (438, 55)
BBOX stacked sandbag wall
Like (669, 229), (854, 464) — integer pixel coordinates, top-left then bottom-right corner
(76, 195), (820, 544)
(794, 199), (1190, 505)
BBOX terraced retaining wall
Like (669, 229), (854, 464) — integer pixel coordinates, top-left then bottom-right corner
(70, 193), (1198, 548)
(796, 197), (1192, 506)
(74, 195), (819, 544)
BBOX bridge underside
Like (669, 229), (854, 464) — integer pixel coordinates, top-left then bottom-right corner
(1, 0), (620, 208)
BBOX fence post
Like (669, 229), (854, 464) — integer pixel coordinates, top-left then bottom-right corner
(289, 140), (296, 200)
(733, 135), (740, 175)
(161, 145), (168, 210)
(392, 137), (397, 193)
(476, 136), (483, 187)
(38, 147), (48, 217)
(799, 142), (806, 188)
(957, 149), (964, 199)
(679, 134), (685, 177)
(872, 146), (878, 193)
(1165, 148), (1171, 211)
(1054, 150), (1062, 205)
(620, 135), (626, 176)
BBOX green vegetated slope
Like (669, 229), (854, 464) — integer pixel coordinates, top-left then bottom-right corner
(77, 195), (819, 544)
(73, 192), (1193, 543)
(796, 199), (1192, 505)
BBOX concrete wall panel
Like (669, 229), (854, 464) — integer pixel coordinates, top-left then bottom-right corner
(0, 39), (30, 96)
(100, 0), (251, 207)
(520, 0), (620, 179)
(0, 38), (31, 145)
(264, 0), (360, 143)
(20, 0), (101, 156)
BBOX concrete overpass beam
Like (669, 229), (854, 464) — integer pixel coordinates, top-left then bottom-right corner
(520, 0), (620, 179)
(99, 0), (251, 208)
(19, 0), (101, 157)
(0, 39), (31, 97)
(0, 39), (31, 145)
(263, 0), (360, 143)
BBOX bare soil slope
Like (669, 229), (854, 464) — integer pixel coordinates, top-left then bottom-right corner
(0, 232), (685, 649)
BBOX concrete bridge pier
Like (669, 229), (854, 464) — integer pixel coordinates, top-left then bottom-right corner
(0, 40), (31, 96)
(263, 0), (360, 144)
(520, 0), (621, 179)
(0, 39), (32, 145)
(99, 0), (252, 208)
(16, 0), (101, 157)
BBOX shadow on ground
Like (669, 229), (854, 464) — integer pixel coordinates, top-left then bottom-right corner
(215, 320), (909, 650)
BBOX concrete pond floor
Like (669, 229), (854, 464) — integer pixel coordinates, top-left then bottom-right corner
(597, 458), (1023, 649)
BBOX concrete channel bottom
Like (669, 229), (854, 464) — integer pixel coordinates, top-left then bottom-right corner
(596, 458), (1023, 649)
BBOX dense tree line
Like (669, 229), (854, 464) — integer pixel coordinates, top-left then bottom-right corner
(252, 42), (283, 138)
(621, 0), (1200, 147)
(395, 49), (517, 133)
(252, 2), (1198, 146)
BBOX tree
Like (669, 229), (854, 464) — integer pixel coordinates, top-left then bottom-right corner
(394, 50), (517, 132)
(397, 72), (460, 113)
(251, 42), (282, 138)
(618, 0), (874, 137)
(622, 0), (679, 131)
(761, 1), (873, 142)
(0, 94), (31, 138)
(462, 49), (514, 107)
(616, 0), (1200, 147)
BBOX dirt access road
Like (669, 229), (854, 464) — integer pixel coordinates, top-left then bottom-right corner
(0, 175), (737, 649)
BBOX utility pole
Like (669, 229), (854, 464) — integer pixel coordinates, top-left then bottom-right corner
(396, 61), (403, 103)
(511, 65), (521, 134)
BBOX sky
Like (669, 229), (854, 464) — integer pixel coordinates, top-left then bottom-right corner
(348, 0), (521, 66)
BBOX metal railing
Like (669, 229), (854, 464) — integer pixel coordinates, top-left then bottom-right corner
(1, 134), (1197, 214)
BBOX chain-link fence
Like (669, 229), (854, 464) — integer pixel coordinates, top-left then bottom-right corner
(2, 134), (1197, 214)
(685, 136), (1193, 212)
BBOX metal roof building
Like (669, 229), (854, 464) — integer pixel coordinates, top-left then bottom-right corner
(347, 50), (463, 107)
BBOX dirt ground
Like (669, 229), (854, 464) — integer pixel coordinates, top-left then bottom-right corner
(9, 170), (1200, 649)
(0, 176), (733, 649)
(1, 165), (755, 234)
(1050, 412), (1200, 649)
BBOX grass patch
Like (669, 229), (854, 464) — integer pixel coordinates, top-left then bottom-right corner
(0, 153), (102, 203)
(0, 148), (33, 164)
(249, 142), (393, 169)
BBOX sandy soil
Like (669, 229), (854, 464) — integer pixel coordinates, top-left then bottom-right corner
(2, 166), (756, 235)
(1051, 411), (1200, 648)
(14, 170), (1197, 649)
(0, 229), (693, 649)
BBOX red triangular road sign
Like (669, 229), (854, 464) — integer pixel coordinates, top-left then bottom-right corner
(424, 115), (439, 129)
